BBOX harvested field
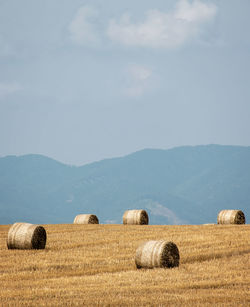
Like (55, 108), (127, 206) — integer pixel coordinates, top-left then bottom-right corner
(0, 224), (249, 306)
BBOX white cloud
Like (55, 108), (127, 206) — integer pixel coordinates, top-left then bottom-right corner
(175, 0), (217, 22)
(107, 0), (217, 49)
(124, 65), (152, 97)
(69, 6), (99, 45)
(0, 82), (23, 98)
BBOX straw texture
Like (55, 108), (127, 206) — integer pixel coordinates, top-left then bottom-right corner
(7, 222), (47, 249)
(74, 214), (99, 224)
(217, 210), (245, 224)
(135, 240), (179, 269)
(123, 209), (149, 225)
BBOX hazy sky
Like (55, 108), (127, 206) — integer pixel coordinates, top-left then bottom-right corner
(1, 0), (250, 165)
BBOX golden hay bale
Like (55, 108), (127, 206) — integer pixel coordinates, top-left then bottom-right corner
(135, 240), (180, 269)
(7, 222), (47, 250)
(123, 209), (149, 225)
(73, 214), (99, 224)
(217, 210), (245, 225)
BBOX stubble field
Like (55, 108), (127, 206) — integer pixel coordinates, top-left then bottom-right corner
(0, 223), (249, 306)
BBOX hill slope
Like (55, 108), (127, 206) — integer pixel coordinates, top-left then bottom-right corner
(0, 145), (250, 224)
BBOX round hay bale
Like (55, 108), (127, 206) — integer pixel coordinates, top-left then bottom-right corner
(7, 222), (47, 250)
(135, 240), (180, 269)
(217, 210), (245, 225)
(73, 214), (99, 224)
(123, 209), (149, 225)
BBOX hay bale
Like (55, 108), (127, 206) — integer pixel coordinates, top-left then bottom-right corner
(73, 214), (99, 224)
(135, 240), (180, 269)
(123, 209), (149, 225)
(217, 210), (245, 225)
(7, 222), (47, 249)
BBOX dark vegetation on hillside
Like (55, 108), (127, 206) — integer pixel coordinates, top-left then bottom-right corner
(0, 145), (249, 225)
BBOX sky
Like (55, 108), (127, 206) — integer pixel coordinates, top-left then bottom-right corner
(0, 0), (250, 165)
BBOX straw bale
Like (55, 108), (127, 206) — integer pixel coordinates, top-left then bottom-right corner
(135, 240), (179, 269)
(123, 209), (149, 225)
(74, 214), (99, 224)
(217, 210), (245, 225)
(7, 222), (47, 249)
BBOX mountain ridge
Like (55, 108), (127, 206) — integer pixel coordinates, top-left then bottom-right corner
(0, 145), (249, 225)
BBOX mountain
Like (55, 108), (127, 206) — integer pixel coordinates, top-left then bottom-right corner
(0, 145), (249, 225)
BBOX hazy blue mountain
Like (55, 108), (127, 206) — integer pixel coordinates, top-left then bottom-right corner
(0, 145), (249, 225)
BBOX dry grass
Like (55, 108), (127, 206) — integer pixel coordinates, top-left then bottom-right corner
(0, 224), (249, 306)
